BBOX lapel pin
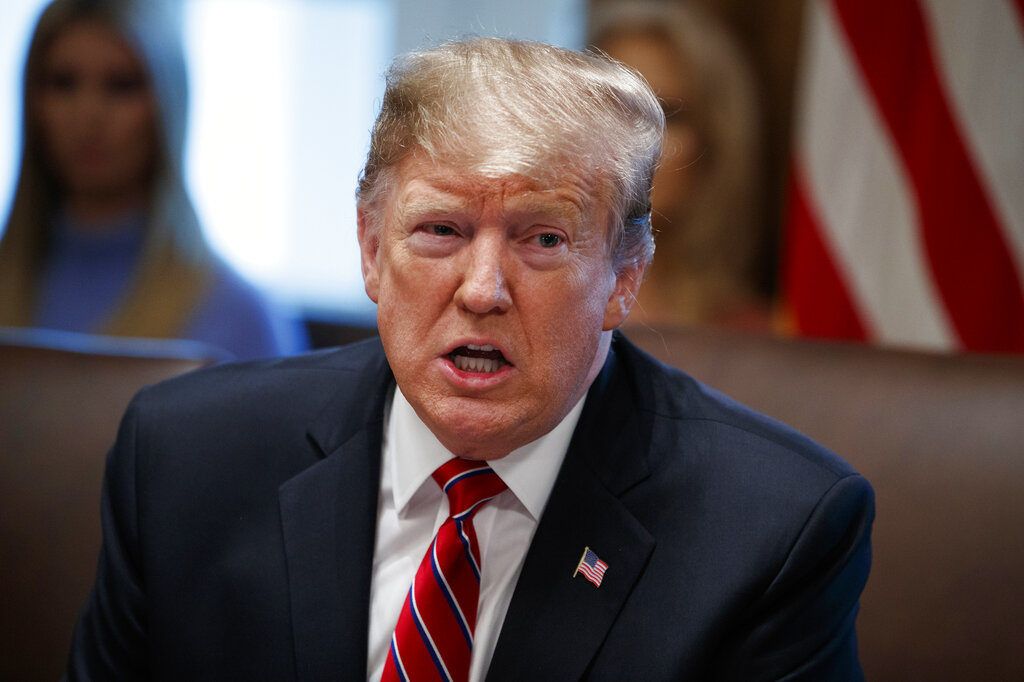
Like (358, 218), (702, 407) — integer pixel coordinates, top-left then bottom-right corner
(573, 546), (608, 587)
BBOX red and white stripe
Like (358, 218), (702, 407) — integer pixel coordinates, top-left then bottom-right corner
(381, 461), (505, 682)
(783, 0), (1024, 353)
(578, 560), (607, 587)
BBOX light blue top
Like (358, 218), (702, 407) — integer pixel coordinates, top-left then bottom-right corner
(32, 212), (307, 361)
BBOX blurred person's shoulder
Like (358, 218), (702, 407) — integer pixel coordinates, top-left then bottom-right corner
(186, 258), (310, 359)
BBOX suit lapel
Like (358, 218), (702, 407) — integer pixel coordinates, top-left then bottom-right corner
(275, 335), (658, 680)
(279, 341), (392, 681)
(487, 337), (657, 680)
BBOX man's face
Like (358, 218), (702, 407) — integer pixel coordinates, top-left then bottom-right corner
(359, 154), (641, 460)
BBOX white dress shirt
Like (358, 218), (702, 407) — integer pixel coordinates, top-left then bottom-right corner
(366, 387), (585, 682)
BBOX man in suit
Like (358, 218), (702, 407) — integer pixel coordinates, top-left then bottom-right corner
(67, 38), (873, 680)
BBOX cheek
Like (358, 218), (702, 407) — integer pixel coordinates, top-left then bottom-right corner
(533, 276), (610, 401)
(530, 265), (611, 339)
(375, 245), (449, 333)
(117, 100), (158, 152)
(33, 95), (71, 148)
(379, 243), (430, 296)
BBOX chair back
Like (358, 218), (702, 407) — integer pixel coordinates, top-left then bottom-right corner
(627, 325), (1024, 681)
(0, 330), (217, 680)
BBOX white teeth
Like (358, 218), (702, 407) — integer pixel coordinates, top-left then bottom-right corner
(466, 343), (495, 351)
(453, 355), (501, 373)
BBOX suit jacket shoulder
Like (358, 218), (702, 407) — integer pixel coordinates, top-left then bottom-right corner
(68, 333), (872, 681)
(67, 338), (394, 680)
(488, 332), (873, 681)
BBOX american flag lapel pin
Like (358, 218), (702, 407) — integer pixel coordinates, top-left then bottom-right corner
(573, 546), (609, 587)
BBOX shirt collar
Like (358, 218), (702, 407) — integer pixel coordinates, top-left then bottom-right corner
(387, 387), (585, 521)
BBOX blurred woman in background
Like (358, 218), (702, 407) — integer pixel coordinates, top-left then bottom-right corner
(0, 0), (305, 359)
(591, 0), (771, 330)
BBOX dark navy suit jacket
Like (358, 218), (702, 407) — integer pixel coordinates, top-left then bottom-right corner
(67, 332), (873, 680)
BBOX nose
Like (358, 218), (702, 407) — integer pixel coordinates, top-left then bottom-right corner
(68, 83), (106, 132)
(454, 232), (512, 315)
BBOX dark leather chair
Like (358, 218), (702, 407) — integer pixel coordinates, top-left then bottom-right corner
(626, 324), (1024, 681)
(0, 329), (219, 681)
(14, 320), (1020, 679)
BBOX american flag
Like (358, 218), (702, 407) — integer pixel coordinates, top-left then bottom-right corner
(783, 0), (1024, 353)
(574, 547), (608, 588)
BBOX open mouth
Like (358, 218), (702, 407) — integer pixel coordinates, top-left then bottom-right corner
(448, 343), (510, 374)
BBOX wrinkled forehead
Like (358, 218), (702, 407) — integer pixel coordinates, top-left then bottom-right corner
(382, 151), (613, 232)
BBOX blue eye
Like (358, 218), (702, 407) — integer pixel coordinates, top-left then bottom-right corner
(429, 224), (456, 236)
(537, 233), (562, 248)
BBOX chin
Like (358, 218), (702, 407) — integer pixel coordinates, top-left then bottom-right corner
(426, 398), (530, 460)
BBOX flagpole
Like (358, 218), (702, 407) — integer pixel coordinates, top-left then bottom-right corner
(573, 546), (590, 578)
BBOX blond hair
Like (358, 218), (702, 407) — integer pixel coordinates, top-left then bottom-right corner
(357, 37), (665, 273)
(0, 0), (212, 337)
(590, 1), (765, 320)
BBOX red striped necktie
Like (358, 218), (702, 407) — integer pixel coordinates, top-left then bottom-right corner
(381, 458), (507, 682)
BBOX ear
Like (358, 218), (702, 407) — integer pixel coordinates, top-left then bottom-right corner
(602, 261), (645, 331)
(357, 206), (381, 304)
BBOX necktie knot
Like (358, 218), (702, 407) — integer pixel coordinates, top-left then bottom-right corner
(381, 460), (506, 682)
(432, 458), (507, 518)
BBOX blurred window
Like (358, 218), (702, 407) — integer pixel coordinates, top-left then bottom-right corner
(0, 0), (584, 317)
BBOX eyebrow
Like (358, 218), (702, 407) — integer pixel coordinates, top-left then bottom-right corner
(504, 192), (585, 226)
(393, 182), (588, 227)
(398, 193), (465, 216)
